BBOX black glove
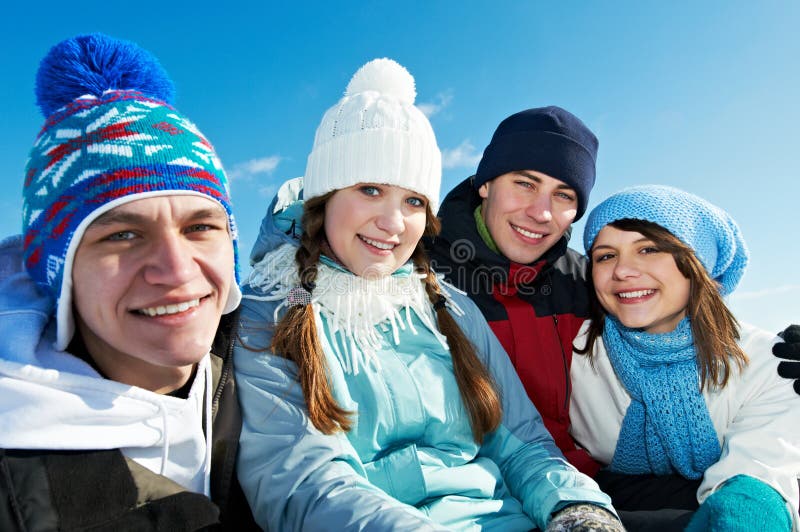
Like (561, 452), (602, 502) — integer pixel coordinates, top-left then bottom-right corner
(774, 324), (800, 395)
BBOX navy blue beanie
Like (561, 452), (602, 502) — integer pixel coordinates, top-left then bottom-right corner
(474, 106), (598, 220)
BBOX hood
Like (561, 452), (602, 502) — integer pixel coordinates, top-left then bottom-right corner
(0, 235), (96, 376)
(249, 176), (306, 266)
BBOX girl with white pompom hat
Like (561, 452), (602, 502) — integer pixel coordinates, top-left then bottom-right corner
(234, 58), (622, 531)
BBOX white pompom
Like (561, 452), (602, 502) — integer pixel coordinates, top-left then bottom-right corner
(345, 58), (416, 104)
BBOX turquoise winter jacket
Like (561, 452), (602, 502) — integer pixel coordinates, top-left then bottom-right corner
(234, 179), (615, 531)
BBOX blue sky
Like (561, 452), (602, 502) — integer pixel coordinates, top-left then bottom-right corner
(1, 1), (797, 333)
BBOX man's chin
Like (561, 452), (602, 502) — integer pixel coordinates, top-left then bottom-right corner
(143, 339), (213, 367)
(501, 245), (548, 265)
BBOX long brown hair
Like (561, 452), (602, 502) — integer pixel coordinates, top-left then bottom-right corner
(270, 193), (502, 442)
(576, 218), (747, 390)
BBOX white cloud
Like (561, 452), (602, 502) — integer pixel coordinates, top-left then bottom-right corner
(441, 139), (482, 169)
(228, 155), (282, 180)
(418, 89), (454, 118)
(728, 284), (800, 301)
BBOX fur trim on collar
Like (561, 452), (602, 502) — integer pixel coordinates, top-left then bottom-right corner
(245, 243), (464, 373)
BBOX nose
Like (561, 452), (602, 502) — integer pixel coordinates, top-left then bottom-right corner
(612, 253), (641, 280)
(142, 232), (199, 286)
(525, 194), (553, 223)
(375, 204), (405, 235)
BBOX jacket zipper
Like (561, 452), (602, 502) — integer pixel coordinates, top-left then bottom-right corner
(213, 308), (240, 412)
(552, 315), (571, 411)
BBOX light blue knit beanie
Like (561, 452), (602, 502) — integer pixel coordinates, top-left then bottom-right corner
(583, 185), (749, 296)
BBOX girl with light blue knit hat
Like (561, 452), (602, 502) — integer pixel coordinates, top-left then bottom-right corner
(569, 185), (800, 531)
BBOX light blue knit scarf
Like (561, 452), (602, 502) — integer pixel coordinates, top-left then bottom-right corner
(603, 316), (721, 479)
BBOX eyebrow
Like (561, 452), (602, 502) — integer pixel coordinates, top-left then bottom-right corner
(91, 207), (227, 227)
(514, 171), (575, 191)
(591, 244), (614, 253)
(592, 237), (654, 251)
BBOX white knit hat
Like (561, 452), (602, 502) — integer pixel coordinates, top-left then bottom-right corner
(304, 58), (442, 213)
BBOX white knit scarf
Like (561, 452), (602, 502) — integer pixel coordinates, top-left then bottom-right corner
(245, 243), (464, 374)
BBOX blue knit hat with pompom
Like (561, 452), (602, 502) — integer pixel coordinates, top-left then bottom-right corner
(583, 185), (749, 296)
(23, 33), (241, 349)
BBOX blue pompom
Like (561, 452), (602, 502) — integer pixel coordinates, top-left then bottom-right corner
(35, 33), (176, 117)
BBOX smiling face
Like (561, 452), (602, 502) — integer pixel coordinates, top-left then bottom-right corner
(71, 195), (234, 393)
(323, 183), (428, 278)
(478, 170), (578, 264)
(591, 225), (691, 334)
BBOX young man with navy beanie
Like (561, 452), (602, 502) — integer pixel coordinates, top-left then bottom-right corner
(429, 106), (604, 476)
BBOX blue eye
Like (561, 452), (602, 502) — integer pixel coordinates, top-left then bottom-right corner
(186, 223), (214, 233)
(359, 186), (380, 196)
(406, 196), (426, 208)
(556, 191), (576, 201)
(105, 231), (137, 241)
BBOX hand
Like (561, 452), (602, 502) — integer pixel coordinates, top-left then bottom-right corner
(546, 504), (626, 532)
(774, 324), (800, 395)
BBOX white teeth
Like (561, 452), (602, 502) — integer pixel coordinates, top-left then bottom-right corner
(138, 298), (200, 317)
(360, 236), (396, 250)
(618, 289), (655, 299)
(512, 225), (543, 239)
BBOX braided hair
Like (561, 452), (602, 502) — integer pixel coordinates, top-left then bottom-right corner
(271, 194), (501, 441)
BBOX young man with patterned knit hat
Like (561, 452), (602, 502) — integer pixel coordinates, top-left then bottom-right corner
(0, 34), (257, 530)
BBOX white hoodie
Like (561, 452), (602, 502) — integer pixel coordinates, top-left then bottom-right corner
(0, 236), (212, 495)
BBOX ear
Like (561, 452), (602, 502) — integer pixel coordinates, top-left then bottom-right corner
(478, 181), (490, 200)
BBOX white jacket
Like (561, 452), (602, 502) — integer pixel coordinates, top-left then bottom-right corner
(570, 321), (800, 530)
